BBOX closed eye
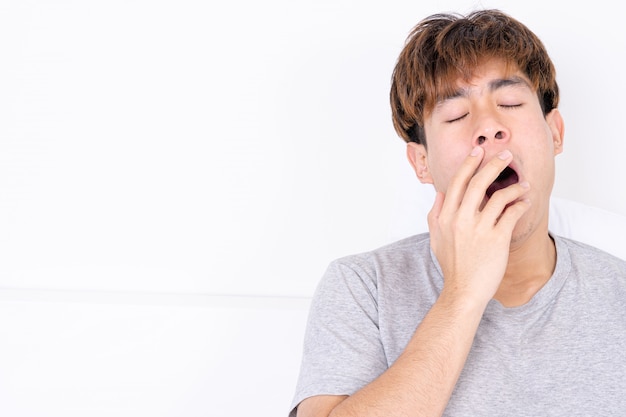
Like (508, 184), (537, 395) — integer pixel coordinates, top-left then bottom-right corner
(446, 113), (469, 123)
(499, 104), (523, 109)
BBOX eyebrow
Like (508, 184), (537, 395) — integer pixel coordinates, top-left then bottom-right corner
(489, 76), (531, 91)
(435, 76), (532, 107)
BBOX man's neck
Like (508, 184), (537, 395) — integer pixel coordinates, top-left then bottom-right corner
(493, 229), (557, 308)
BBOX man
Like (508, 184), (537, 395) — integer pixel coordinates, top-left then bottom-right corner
(290, 9), (626, 417)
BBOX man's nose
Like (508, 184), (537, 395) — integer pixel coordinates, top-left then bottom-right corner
(476, 129), (508, 146)
(473, 111), (510, 146)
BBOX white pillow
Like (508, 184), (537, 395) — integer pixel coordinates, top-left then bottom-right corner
(389, 191), (626, 261)
(549, 197), (626, 260)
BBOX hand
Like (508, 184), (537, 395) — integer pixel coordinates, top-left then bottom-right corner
(427, 146), (531, 307)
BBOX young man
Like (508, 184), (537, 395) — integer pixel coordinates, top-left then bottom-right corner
(290, 9), (626, 417)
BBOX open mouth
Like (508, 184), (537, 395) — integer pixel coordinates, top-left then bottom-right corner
(486, 165), (519, 198)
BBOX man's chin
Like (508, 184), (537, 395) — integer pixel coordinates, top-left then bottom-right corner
(510, 218), (535, 247)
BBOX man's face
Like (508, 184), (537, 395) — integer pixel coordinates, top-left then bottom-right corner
(409, 59), (564, 244)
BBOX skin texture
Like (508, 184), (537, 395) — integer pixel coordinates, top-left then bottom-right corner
(296, 59), (565, 416)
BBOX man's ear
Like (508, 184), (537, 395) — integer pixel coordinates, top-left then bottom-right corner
(406, 142), (433, 184)
(546, 108), (565, 155)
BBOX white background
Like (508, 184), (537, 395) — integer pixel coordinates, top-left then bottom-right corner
(0, 0), (625, 416)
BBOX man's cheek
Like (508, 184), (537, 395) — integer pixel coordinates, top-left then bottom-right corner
(433, 170), (456, 194)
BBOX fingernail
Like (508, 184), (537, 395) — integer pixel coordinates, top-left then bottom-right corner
(470, 146), (482, 156)
(498, 150), (512, 160)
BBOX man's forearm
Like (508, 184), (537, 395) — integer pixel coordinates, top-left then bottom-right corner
(328, 290), (486, 417)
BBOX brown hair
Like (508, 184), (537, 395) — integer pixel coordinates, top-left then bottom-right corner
(390, 9), (559, 146)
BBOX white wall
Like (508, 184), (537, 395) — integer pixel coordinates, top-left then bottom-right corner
(0, 289), (310, 416)
(0, 1), (624, 416)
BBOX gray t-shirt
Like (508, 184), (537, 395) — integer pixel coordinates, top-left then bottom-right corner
(290, 233), (626, 416)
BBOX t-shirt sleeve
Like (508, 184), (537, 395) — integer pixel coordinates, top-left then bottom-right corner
(288, 258), (388, 416)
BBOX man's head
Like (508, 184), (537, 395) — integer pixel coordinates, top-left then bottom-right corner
(390, 9), (559, 148)
(391, 9), (565, 246)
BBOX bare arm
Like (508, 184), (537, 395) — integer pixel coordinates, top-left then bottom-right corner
(298, 291), (483, 417)
(297, 147), (531, 417)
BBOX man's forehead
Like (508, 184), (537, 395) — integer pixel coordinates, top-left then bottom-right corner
(440, 62), (533, 105)
(437, 75), (532, 103)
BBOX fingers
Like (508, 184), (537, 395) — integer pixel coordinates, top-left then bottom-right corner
(441, 146), (485, 212)
(480, 181), (530, 221)
(439, 146), (529, 230)
(461, 149), (514, 210)
(442, 146), (517, 217)
(494, 197), (531, 232)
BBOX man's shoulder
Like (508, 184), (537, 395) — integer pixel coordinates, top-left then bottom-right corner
(555, 234), (626, 274)
(319, 233), (434, 291)
(332, 233), (432, 268)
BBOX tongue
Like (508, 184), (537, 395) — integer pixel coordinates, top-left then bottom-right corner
(486, 166), (518, 198)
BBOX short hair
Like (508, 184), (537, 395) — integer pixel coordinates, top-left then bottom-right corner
(390, 9), (559, 146)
